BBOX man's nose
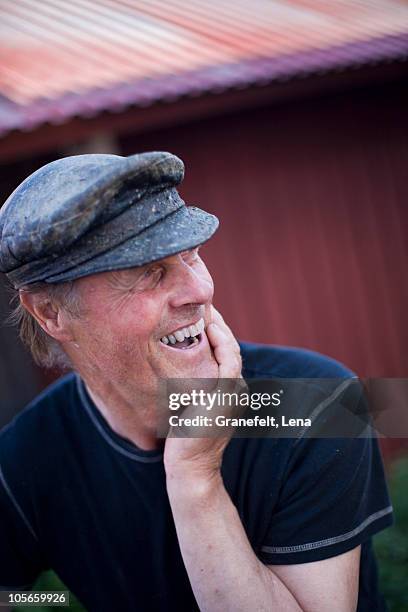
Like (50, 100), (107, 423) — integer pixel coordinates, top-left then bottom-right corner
(168, 261), (213, 309)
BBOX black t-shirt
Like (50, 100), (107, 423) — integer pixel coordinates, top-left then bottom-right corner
(0, 343), (393, 611)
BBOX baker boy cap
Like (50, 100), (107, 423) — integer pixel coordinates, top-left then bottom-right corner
(0, 151), (219, 288)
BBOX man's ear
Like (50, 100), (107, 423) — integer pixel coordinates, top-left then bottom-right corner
(19, 290), (74, 343)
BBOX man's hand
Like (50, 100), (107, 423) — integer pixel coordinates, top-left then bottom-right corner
(163, 307), (360, 612)
(163, 306), (242, 487)
(206, 306), (242, 379)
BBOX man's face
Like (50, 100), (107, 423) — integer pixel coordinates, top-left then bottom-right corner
(66, 247), (219, 401)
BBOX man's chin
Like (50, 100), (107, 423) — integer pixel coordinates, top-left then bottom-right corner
(172, 355), (219, 380)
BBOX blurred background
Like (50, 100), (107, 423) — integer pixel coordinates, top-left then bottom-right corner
(0, 0), (407, 610)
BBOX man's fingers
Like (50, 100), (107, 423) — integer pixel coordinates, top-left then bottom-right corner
(211, 307), (233, 338)
(207, 322), (241, 378)
(208, 306), (242, 377)
(210, 306), (225, 325)
(210, 306), (240, 351)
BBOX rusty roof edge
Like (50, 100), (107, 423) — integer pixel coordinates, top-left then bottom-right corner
(0, 30), (407, 139)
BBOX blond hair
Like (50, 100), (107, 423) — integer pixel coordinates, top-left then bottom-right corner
(6, 280), (81, 371)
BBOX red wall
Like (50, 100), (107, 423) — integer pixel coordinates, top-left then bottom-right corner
(122, 81), (408, 381)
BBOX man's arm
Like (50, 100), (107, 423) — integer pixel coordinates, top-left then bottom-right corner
(166, 467), (360, 611)
(164, 310), (360, 611)
(269, 549), (361, 612)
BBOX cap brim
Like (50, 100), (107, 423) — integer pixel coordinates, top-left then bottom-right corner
(45, 206), (219, 283)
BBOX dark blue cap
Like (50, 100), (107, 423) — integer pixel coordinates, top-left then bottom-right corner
(0, 151), (219, 288)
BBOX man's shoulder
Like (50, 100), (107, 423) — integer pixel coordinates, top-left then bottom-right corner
(239, 341), (354, 379)
(0, 372), (78, 457)
(0, 373), (83, 548)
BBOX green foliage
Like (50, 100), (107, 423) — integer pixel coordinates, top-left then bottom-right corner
(373, 457), (408, 612)
(12, 571), (85, 612)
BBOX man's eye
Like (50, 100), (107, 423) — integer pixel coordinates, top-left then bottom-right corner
(142, 266), (163, 282)
(182, 247), (200, 262)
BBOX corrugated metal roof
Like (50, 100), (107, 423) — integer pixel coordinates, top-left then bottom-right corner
(0, 0), (407, 136)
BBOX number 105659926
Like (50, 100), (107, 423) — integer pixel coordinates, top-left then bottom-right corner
(0, 591), (69, 606)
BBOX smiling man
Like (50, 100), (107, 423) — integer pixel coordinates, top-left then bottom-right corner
(0, 152), (393, 611)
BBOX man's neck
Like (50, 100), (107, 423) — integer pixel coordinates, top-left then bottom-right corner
(84, 381), (162, 452)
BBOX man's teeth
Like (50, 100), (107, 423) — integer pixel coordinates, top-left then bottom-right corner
(160, 318), (205, 345)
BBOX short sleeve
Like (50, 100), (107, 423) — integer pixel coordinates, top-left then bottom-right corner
(258, 435), (394, 565)
(0, 465), (44, 589)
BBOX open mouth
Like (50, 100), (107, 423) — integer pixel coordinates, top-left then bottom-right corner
(160, 317), (204, 350)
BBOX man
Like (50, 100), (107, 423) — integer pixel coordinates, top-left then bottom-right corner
(0, 152), (393, 611)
